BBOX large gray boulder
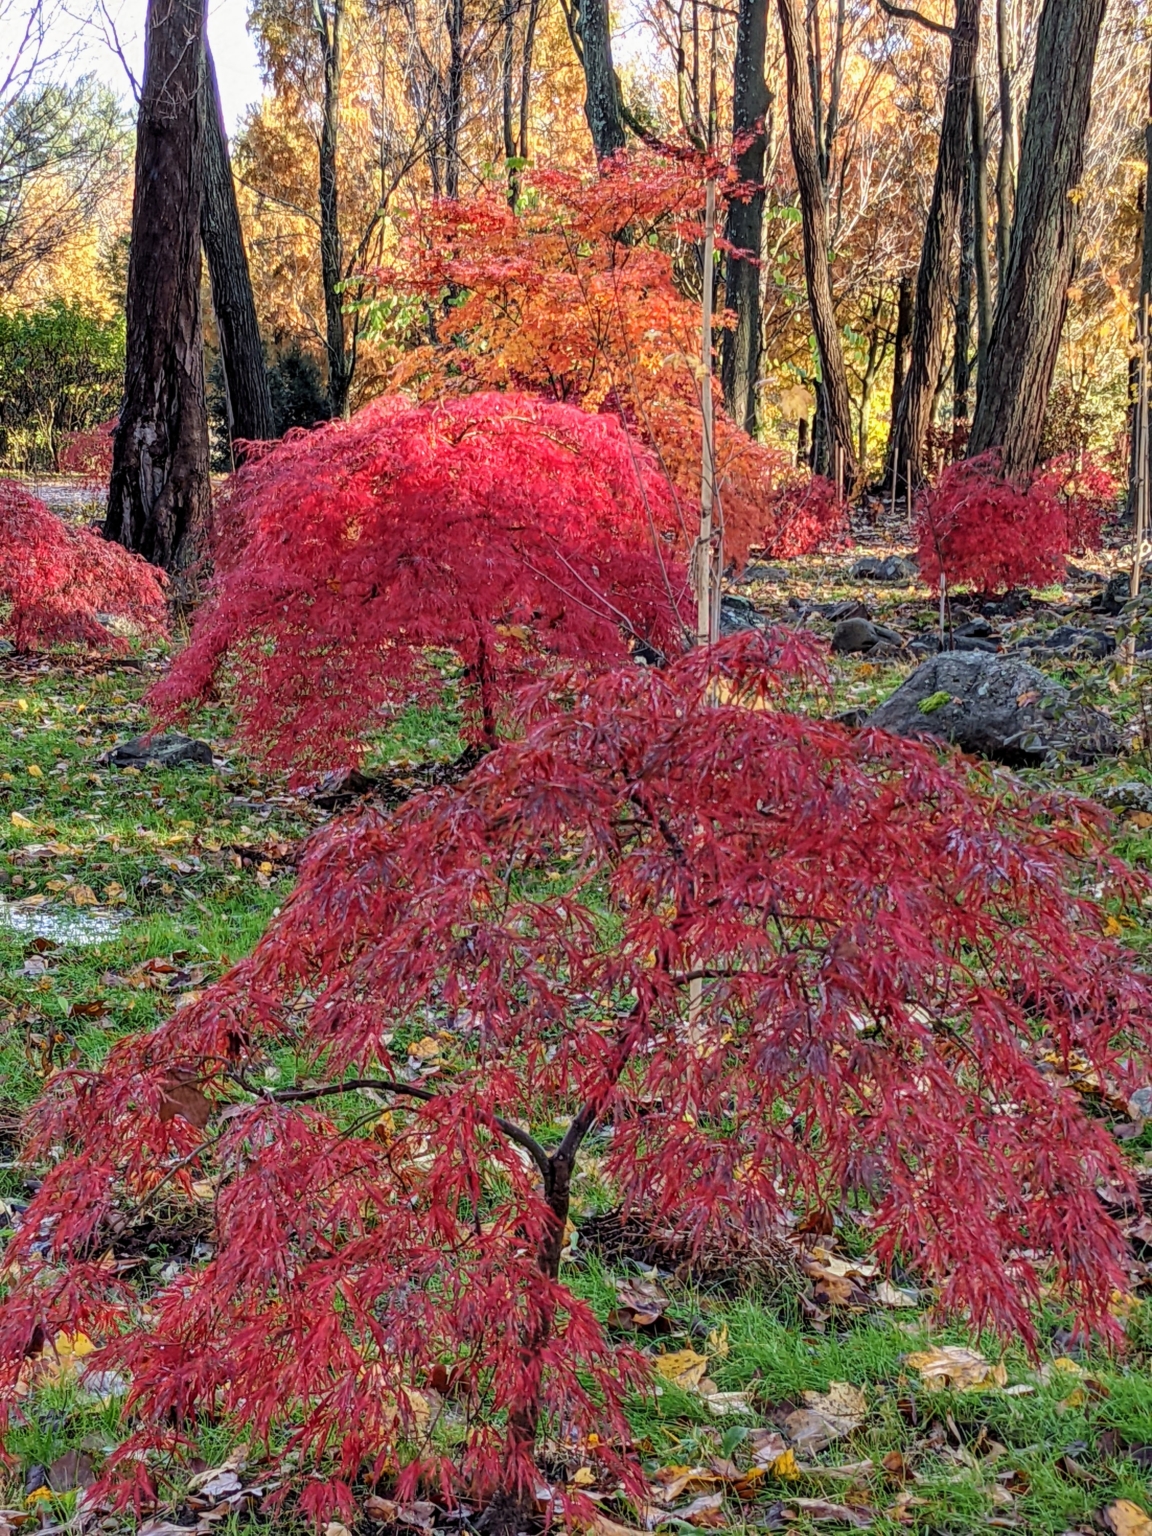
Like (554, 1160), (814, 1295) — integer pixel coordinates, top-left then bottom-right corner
(863, 652), (1120, 764)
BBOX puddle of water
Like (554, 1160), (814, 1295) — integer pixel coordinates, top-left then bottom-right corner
(0, 898), (124, 946)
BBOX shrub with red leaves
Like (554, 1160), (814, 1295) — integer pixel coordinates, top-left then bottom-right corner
(760, 472), (849, 559)
(918, 453), (1117, 594)
(3, 630), (1148, 1525)
(57, 417), (116, 484)
(150, 392), (690, 773)
(917, 453), (1069, 594)
(1034, 452), (1117, 555)
(0, 479), (167, 652)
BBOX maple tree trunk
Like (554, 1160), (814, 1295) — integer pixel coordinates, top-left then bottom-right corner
(968, 0), (1106, 480)
(777, 0), (855, 486)
(885, 0), (979, 490)
(314, 0), (352, 418)
(576, 0), (626, 161)
(721, 0), (771, 436)
(105, 0), (210, 575)
(200, 41), (273, 448)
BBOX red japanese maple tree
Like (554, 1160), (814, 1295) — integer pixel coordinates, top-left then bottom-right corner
(150, 392), (690, 773)
(3, 630), (1148, 1526)
(0, 479), (167, 652)
(917, 453), (1111, 595)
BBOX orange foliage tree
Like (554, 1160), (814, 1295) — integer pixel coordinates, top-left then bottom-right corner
(371, 156), (846, 566)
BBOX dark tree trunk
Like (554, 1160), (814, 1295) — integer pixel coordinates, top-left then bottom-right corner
(888, 270), (913, 444)
(314, 0), (352, 418)
(953, 110), (975, 426)
(518, 0), (541, 162)
(721, 0), (772, 435)
(885, 0), (979, 489)
(200, 41), (273, 448)
(574, 0), (626, 161)
(777, 0), (855, 486)
(971, 78), (992, 382)
(994, 0), (1014, 278)
(445, 0), (465, 197)
(105, 0), (210, 575)
(968, 0), (1107, 479)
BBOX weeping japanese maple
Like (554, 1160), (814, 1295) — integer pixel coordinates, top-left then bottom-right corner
(150, 392), (690, 772)
(3, 631), (1149, 1523)
(0, 479), (167, 652)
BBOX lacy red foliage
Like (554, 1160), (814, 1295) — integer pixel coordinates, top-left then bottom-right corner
(918, 453), (1116, 594)
(58, 417), (116, 483)
(4, 631), (1148, 1521)
(376, 159), (840, 568)
(760, 472), (849, 559)
(917, 454), (1069, 594)
(1034, 452), (1118, 555)
(150, 393), (690, 772)
(0, 479), (167, 652)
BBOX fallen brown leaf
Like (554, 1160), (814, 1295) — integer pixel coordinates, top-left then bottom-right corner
(784, 1497), (873, 1527)
(1103, 1501), (1152, 1536)
(904, 1345), (1006, 1392)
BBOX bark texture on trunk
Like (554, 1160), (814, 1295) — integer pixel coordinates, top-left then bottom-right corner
(445, 0), (465, 197)
(721, 0), (772, 435)
(105, 0), (210, 575)
(575, 0), (625, 161)
(995, 0), (1014, 277)
(200, 40), (273, 448)
(885, 0), (979, 489)
(314, 0), (352, 417)
(968, 0), (1107, 479)
(888, 270), (913, 443)
(777, 0), (855, 486)
(971, 78), (992, 382)
(953, 107), (975, 425)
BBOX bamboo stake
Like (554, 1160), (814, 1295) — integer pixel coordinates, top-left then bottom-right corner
(696, 176), (717, 650)
(1127, 297), (1150, 676)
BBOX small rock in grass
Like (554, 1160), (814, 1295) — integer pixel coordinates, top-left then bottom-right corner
(104, 733), (213, 769)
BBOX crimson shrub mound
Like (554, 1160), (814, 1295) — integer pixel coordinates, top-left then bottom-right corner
(0, 479), (167, 652)
(150, 392), (691, 772)
(3, 631), (1149, 1524)
(916, 452), (1113, 595)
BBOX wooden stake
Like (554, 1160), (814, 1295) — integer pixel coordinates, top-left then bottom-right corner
(697, 176), (717, 649)
(1127, 297), (1150, 675)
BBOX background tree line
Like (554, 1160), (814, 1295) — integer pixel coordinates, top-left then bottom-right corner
(1, 0), (1149, 571)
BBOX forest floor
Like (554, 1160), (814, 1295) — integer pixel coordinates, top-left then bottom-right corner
(3, 509), (1152, 1536)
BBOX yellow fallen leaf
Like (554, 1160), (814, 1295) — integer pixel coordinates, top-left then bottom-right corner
(905, 1345), (1006, 1392)
(408, 1036), (442, 1060)
(652, 1348), (710, 1392)
(68, 883), (98, 907)
(770, 1448), (800, 1480)
(1103, 1500), (1152, 1536)
(26, 764), (42, 778)
(706, 1324), (729, 1358)
(10, 811), (34, 828)
(570, 1467), (597, 1488)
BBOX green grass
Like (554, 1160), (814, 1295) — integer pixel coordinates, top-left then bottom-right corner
(3, 625), (1152, 1534)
